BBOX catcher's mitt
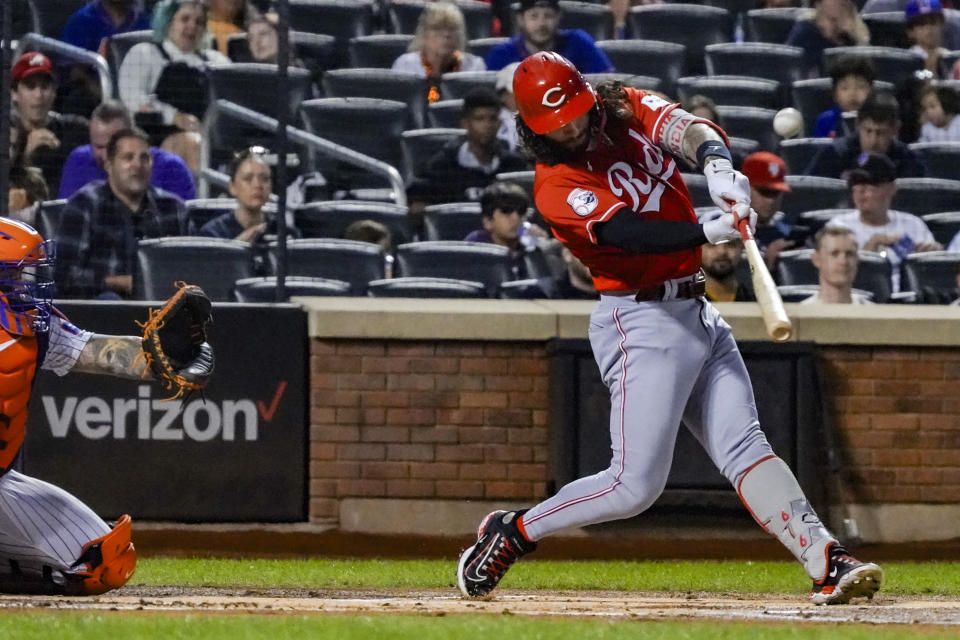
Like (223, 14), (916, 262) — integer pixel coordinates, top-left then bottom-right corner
(138, 282), (214, 399)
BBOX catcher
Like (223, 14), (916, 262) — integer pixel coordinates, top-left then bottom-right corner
(0, 218), (213, 595)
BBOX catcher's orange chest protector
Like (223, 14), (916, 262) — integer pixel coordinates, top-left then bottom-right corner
(0, 331), (39, 470)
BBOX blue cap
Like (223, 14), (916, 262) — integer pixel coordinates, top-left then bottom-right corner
(905, 0), (943, 21)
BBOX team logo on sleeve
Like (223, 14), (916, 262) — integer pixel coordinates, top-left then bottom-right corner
(566, 188), (598, 216)
(641, 94), (670, 110)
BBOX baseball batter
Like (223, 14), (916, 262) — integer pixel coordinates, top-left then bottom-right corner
(0, 218), (146, 595)
(457, 53), (882, 605)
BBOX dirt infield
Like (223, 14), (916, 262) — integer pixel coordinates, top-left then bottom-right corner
(2, 588), (959, 626)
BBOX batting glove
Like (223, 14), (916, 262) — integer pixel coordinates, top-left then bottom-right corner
(733, 203), (759, 235)
(702, 212), (741, 245)
(703, 158), (751, 213)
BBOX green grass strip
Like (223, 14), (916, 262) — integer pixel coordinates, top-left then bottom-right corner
(136, 558), (960, 597)
(0, 613), (956, 640)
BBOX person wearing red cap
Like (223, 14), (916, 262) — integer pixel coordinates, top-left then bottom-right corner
(456, 52), (882, 606)
(10, 52), (90, 196)
(740, 151), (811, 270)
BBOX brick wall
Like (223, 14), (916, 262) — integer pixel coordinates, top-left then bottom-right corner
(308, 340), (550, 521)
(820, 346), (960, 504)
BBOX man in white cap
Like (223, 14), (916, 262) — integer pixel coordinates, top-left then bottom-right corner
(495, 62), (520, 150)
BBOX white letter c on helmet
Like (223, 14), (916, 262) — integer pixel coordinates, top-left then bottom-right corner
(542, 87), (566, 108)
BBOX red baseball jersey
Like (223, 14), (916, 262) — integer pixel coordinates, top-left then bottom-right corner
(533, 88), (708, 291)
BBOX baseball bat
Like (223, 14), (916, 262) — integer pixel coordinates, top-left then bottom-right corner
(736, 214), (793, 342)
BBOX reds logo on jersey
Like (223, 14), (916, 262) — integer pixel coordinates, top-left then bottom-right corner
(606, 128), (675, 214)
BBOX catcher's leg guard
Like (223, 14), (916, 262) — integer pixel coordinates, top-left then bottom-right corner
(68, 514), (137, 595)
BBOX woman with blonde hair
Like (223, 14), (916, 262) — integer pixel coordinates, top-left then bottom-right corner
(391, 2), (485, 102)
(787, 0), (869, 78)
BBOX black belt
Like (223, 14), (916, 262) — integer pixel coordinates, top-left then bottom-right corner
(605, 271), (707, 302)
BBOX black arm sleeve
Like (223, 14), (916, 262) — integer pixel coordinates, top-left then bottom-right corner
(595, 206), (707, 254)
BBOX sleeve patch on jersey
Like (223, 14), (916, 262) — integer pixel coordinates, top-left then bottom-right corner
(566, 188), (599, 217)
(641, 94), (670, 111)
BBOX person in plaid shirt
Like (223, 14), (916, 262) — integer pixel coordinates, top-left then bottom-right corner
(55, 127), (185, 299)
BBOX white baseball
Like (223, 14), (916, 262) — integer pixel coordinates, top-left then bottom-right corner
(773, 107), (803, 138)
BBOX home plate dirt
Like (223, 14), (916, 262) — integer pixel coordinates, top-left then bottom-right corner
(1, 588), (959, 625)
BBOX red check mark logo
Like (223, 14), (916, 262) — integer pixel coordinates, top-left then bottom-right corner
(257, 381), (287, 422)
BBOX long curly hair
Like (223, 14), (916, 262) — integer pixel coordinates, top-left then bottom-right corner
(517, 80), (634, 166)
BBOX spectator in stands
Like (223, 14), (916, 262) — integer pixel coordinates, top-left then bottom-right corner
(803, 226), (872, 304)
(59, 100), (195, 201)
(786, 0), (869, 78)
(208, 0), (257, 54)
(484, 0), (613, 73)
(391, 2), (485, 104)
(685, 95), (720, 124)
(245, 13), (278, 63)
(740, 152), (810, 272)
(701, 236), (755, 302)
(345, 220), (395, 278)
(813, 56), (875, 139)
(918, 84), (960, 142)
(55, 128), (185, 299)
(550, 246), (597, 299)
(828, 153), (940, 290)
(465, 181), (545, 280)
(196, 146), (275, 240)
(495, 62), (520, 151)
(60, 0), (151, 54)
(805, 92), (925, 179)
(10, 53), (89, 197)
(6, 165), (48, 227)
(407, 88), (530, 213)
(118, 0), (230, 175)
(905, 0), (952, 76)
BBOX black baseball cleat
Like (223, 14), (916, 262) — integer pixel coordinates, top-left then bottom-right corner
(810, 544), (883, 605)
(457, 510), (537, 598)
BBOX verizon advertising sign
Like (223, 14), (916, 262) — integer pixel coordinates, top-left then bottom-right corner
(24, 302), (307, 522)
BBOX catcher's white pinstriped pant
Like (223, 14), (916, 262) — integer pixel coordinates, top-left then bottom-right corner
(0, 470), (110, 581)
(522, 295), (775, 540)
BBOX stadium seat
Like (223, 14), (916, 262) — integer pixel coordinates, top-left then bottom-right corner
(401, 128), (466, 183)
(207, 63), (313, 161)
(797, 208), (854, 235)
(494, 171), (535, 202)
(300, 97), (409, 191)
(388, 0), (492, 40)
(921, 212), (960, 247)
(294, 200), (410, 244)
(34, 0), (87, 38)
(427, 99), (464, 128)
(185, 199), (235, 235)
(822, 46), (924, 88)
(440, 70), (498, 100)
(35, 199), (66, 242)
(862, 12), (911, 49)
(583, 73), (662, 93)
(777, 248), (891, 302)
(558, 1), (613, 41)
(791, 78), (895, 139)
(628, 4), (734, 76)
(682, 174), (714, 208)
(289, 0), (376, 67)
(500, 278), (551, 299)
(348, 34), (414, 68)
(367, 276), (487, 298)
(233, 276), (353, 301)
(891, 178), (960, 216)
(595, 39), (687, 97)
(908, 142), (960, 181)
(729, 137), (760, 167)
(321, 68), (428, 129)
(716, 106), (778, 152)
(467, 37), (509, 59)
(781, 176), (848, 219)
(776, 284), (874, 303)
(137, 237), (255, 302)
(676, 75), (781, 110)
(273, 238), (386, 295)
(778, 138), (834, 174)
(105, 30), (152, 80)
(423, 202), (483, 241)
(745, 7), (803, 44)
(901, 251), (960, 301)
(704, 43), (804, 104)
(395, 241), (512, 296)
(289, 31), (339, 76)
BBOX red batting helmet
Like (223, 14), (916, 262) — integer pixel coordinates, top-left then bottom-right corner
(513, 52), (597, 135)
